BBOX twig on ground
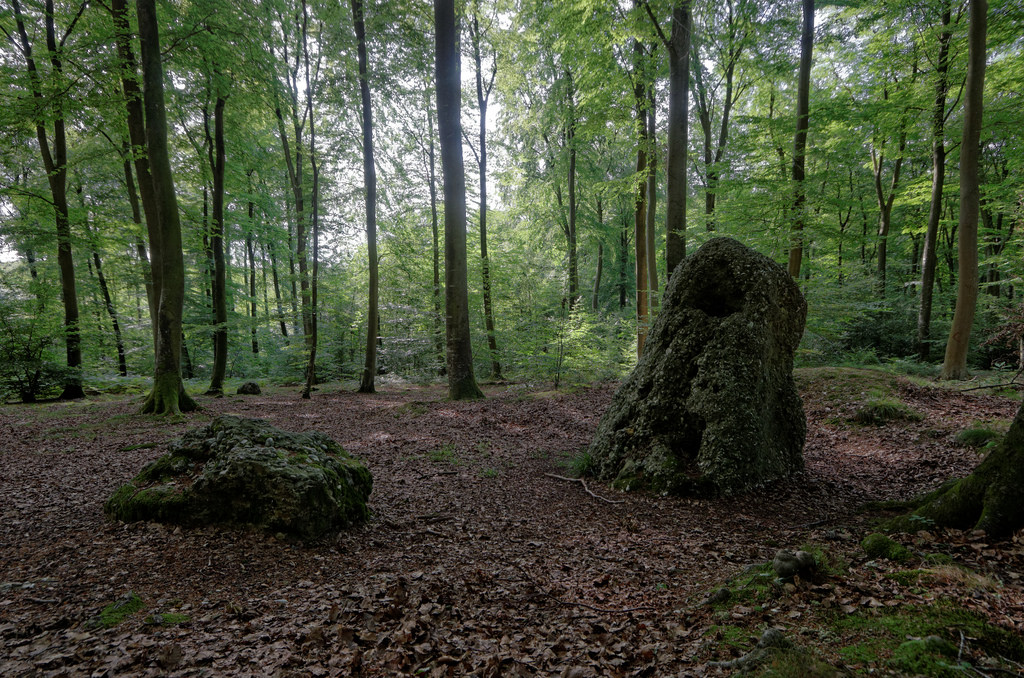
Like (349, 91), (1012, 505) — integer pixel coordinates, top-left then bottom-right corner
(544, 473), (624, 504)
(959, 382), (1024, 392)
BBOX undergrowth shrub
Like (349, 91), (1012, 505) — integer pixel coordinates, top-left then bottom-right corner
(0, 285), (68, 403)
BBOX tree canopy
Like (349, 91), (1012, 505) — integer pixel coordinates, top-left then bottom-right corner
(1, 0), (1022, 401)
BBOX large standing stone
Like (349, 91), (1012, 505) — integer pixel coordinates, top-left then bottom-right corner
(589, 237), (807, 496)
(105, 416), (372, 539)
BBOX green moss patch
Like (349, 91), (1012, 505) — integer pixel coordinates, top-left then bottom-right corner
(861, 533), (912, 562)
(852, 389), (924, 425)
(89, 592), (145, 629)
(955, 425), (1002, 449)
(832, 599), (1024, 672)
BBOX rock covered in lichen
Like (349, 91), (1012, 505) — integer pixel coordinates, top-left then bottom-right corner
(588, 237), (807, 496)
(104, 416), (372, 539)
(236, 381), (261, 395)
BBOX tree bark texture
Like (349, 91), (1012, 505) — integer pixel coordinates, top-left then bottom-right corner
(665, 0), (690, 278)
(301, 0), (319, 399)
(206, 95), (228, 396)
(136, 0), (195, 414)
(435, 0), (483, 400)
(917, 2), (952, 362)
(633, 37), (650, 357)
(646, 92), (659, 312)
(787, 0), (814, 278)
(941, 0), (987, 380)
(353, 0), (380, 394)
(12, 0), (85, 399)
(427, 97), (444, 374)
(471, 8), (502, 379)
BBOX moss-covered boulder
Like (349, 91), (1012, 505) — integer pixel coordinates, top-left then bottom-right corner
(588, 237), (807, 495)
(236, 381), (261, 395)
(104, 416), (372, 539)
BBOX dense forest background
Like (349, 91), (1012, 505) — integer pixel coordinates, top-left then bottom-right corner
(2, 0), (1022, 402)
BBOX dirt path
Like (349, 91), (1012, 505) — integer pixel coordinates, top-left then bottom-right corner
(1, 370), (1021, 676)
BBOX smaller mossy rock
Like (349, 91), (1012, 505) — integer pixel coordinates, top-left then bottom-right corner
(105, 416), (372, 539)
(861, 533), (912, 563)
(236, 381), (262, 395)
(772, 549), (817, 580)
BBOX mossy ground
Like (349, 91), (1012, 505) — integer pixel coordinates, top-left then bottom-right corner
(89, 592), (145, 629)
(694, 541), (1023, 677)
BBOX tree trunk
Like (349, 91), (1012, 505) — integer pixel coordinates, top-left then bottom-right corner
(206, 95), (228, 395)
(941, 0), (986, 380)
(12, 0), (84, 399)
(301, 0), (319, 399)
(137, 0), (195, 414)
(619, 219), (629, 310)
(872, 123), (908, 297)
(593, 196), (604, 311)
(471, 7), (502, 380)
(353, 0), (379, 394)
(80, 186), (128, 377)
(435, 0), (483, 400)
(787, 0), (814, 278)
(917, 2), (952, 361)
(269, 242), (288, 337)
(665, 0), (690, 278)
(646, 91), (659, 312)
(565, 78), (580, 311)
(247, 194), (259, 354)
(891, 397), (1024, 538)
(427, 96), (444, 374)
(113, 0), (161, 344)
(633, 37), (650, 357)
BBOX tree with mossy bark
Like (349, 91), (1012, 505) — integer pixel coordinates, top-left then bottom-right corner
(890, 397), (1024, 539)
(136, 0), (196, 415)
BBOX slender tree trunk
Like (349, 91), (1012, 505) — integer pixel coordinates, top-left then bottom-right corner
(247, 196), (259, 354)
(633, 38), (650, 357)
(471, 7), (502, 379)
(787, 0), (814, 278)
(566, 75), (580, 310)
(646, 90), (659, 312)
(78, 184), (127, 376)
(353, 0), (380, 394)
(593, 196), (604, 311)
(872, 124), (908, 297)
(427, 96), (444, 374)
(12, 0), (85, 399)
(301, 0), (319, 399)
(665, 0), (690, 277)
(269, 243), (288, 337)
(274, 97), (309, 342)
(136, 0), (195, 413)
(942, 0), (987, 380)
(435, 0), (483, 400)
(87, 227), (128, 377)
(619, 216), (629, 309)
(918, 2), (952, 361)
(206, 95), (228, 395)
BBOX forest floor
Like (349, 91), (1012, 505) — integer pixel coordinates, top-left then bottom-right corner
(2, 367), (1024, 677)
